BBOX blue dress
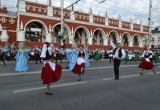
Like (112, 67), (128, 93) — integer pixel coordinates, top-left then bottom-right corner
(67, 50), (78, 71)
(15, 51), (29, 72)
(84, 50), (90, 68)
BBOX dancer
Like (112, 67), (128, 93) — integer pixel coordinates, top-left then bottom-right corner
(0, 48), (6, 66)
(66, 42), (78, 71)
(108, 49), (113, 63)
(72, 47), (86, 81)
(83, 43), (90, 68)
(40, 42), (62, 95)
(134, 50), (140, 64)
(66, 42), (86, 81)
(93, 49), (101, 62)
(154, 51), (160, 66)
(110, 39), (126, 80)
(138, 47), (156, 75)
(124, 49), (130, 64)
(34, 46), (42, 64)
(15, 42), (29, 72)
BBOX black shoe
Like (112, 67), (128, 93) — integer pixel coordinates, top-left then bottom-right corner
(77, 78), (81, 81)
(46, 92), (53, 95)
(114, 78), (119, 80)
(140, 72), (143, 75)
(66, 66), (69, 69)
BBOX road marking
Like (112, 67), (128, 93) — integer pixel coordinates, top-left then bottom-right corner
(13, 81), (87, 93)
(0, 65), (137, 77)
(13, 72), (160, 93)
(103, 72), (160, 80)
(0, 70), (139, 88)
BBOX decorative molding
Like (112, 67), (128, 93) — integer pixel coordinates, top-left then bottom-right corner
(9, 18), (16, 24)
(0, 14), (16, 18)
(19, 12), (148, 34)
(0, 17), (7, 23)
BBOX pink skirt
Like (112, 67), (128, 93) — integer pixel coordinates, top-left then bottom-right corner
(41, 63), (62, 84)
(138, 59), (154, 70)
(72, 63), (85, 75)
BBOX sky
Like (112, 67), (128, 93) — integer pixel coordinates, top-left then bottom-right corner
(1, 0), (160, 28)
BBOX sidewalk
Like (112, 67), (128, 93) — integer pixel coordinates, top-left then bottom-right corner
(0, 59), (109, 74)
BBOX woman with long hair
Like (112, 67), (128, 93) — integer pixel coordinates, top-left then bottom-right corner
(40, 42), (62, 95)
(72, 47), (86, 81)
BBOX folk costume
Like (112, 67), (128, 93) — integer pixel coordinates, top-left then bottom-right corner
(72, 47), (86, 81)
(67, 43), (86, 81)
(110, 40), (126, 80)
(108, 49), (113, 63)
(134, 51), (140, 62)
(138, 50), (155, 75)
(0, 48), (6, 66)
(15, 42), (29, 72)
(82, 44), (90, 68)
(93, 49), (100, 62)
(154, 52), (160, 66)
(40, 42), (62, 95)
(84, 49), (90, 68)
(124, 50), (130, 63)
(34, 46), (42, 64)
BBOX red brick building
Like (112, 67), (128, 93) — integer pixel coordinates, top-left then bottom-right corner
(0, 0), (148, 50)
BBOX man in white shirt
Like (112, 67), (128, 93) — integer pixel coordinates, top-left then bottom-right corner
(110, 39), (126, 80)
(108, 49), (113, 63)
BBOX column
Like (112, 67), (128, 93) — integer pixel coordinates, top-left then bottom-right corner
(129, 18), (133, 30)
(70, 10), (75, 20)
(118, 14), (122, 28)
(105, 11), (108, 26)
(129, 41), (133, 47)
(47, 6), (53, 16)
(88, 37), (93, 45)
(18, 0), (26, 12)
(103, 37), (108, 46)
(0, 29), (9, 41)
(46, 32), (52, 42)
(139, 42), (143, 47)
(88, 8), (93, 23)
(69, 34), (74, 44)
(17, 30), (25, 41)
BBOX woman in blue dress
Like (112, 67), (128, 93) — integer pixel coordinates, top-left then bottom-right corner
(15, 42), (29, 72)
(83, 43), (90, 68)
(66, 42), (78, 71)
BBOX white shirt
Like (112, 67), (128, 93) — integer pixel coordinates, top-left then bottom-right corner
(110, 40), (126, 59)
(113, 48), (126, 59)
(108, 50), (113, 57)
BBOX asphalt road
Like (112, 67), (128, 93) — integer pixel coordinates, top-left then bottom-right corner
(0, 60), (160, 110)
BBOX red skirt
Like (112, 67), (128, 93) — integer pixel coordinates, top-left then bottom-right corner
(138, 59), (154, 70)
(41, 63), (62, 84)
(72, 63), (85, 75)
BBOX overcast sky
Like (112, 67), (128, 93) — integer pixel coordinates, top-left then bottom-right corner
(1, 0), (160, 28)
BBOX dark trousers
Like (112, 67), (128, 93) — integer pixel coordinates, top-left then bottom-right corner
(109, 57), (113, 63)
(0, 55), (6, 65)
(113, 59), (121, 79)
(55, 54), (62, 63)
(35, 54), (42, 64)
(149, 58), (153, 63)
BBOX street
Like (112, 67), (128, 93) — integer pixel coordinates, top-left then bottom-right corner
(0, 60), (160, 110)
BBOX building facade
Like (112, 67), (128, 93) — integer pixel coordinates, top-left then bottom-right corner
(151, 27), (160, 47)
(0, 0), (149, 50)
